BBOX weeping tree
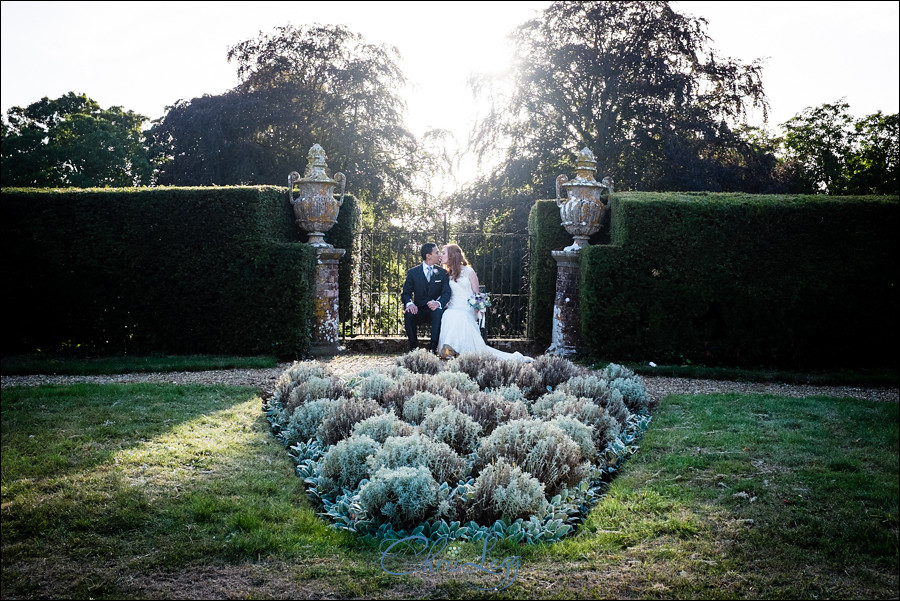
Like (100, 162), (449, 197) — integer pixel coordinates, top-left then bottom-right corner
(460, 0), (770, 230)
(146, 24), (417, 221)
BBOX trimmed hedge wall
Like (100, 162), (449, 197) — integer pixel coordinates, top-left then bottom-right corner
(1, 186), (350, 358)
(324, 195), (360, 326)
(580, 192), (899, 369)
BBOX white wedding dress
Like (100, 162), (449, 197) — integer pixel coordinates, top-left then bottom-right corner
(438, 266), (532, 362)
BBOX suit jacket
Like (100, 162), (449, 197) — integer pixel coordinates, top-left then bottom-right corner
(402, 264), (451, 310)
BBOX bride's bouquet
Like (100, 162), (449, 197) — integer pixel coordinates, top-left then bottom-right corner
(468, 292), (491, 328)
(467, 292), (492, 311)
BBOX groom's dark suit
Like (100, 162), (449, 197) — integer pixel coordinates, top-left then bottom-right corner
(401, 263), (452, 352)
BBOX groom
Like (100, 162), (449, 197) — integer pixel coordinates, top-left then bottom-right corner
(401, 243), (451, 353)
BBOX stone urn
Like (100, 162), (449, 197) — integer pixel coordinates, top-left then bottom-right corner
(555, 147), (613, 251)
(288, 144), (346, 247)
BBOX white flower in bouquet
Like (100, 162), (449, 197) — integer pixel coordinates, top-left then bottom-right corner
(467, 292), (491, 311)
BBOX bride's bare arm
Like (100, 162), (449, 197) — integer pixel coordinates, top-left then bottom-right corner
(468, 268), (480, 295)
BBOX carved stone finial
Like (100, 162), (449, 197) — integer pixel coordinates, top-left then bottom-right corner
(575, 147), (596, 170)
(308, 143), (327, 164)
(303, 143), (333, 181)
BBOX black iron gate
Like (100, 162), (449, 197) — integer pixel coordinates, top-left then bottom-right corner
(344, 230), (529, 339)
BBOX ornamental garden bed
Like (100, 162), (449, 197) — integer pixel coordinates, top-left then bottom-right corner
(265, 349), (654, 544)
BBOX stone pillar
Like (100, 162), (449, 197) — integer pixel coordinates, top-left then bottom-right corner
(546, 249), (581, 357)
(311, 245), (346, 356)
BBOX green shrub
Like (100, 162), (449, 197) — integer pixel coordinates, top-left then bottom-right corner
(317, 397), (383, 447)
(580, 193), (898, 370)
(358, 466), (441, 531)
(475, 418), (588, 494)
(281, 398), (340, 447)
(351, 411), (415, 444)
(353, 373), (396, 403)
(369, 433), (468, 484)
(397, 348), (442, 375)
(317, 435), (382, 497)
(558, 375), (631, 424)
(285, 376), (351, 413)
(273, 361), (331, 404)
(468, 458), (548, 524)
(420, 403), (482, 455)
(548, 415), (598, 462)
(427, 370), (480, 396)
(1, 187), (317, 357)
(528, 198), (606, 345)
(532, 354), (588, 391)
(448, 390), (530, 435)
(401, 391), (449, 425)
(381, 373), (432, 416)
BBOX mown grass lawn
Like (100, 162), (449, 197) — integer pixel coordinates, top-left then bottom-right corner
(1, 381), (897, 599)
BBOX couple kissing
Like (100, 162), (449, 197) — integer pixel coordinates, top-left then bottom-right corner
(401, 243), (532, 363)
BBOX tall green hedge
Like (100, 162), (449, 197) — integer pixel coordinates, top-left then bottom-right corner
(580, 192), (899, 369)
(326, 195), (360, 325)
(527, 199), (609, 346)
(1, 186), (326, 358)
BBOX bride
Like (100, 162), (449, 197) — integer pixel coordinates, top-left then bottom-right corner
(437, 244), (533, 362)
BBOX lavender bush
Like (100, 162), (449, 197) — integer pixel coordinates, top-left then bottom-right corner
(264, 351), (652, 544)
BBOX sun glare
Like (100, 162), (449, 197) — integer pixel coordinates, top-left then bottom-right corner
(393, 4), (542, 194)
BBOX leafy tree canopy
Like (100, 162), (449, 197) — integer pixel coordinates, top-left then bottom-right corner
(146, 24), (417, 222)
(1, 92), (151, 187)
(458, 0), (770, 230)
(779, 101), (898, 195)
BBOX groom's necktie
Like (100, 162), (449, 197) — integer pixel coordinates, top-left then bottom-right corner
(426, 266), (432, 282)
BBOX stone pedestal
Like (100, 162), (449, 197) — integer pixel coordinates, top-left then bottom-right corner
(310, 245), (346, 357)
(546, 249), (581, 357)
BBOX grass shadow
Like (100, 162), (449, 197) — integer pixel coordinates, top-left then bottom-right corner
(1, 383), (355, 572)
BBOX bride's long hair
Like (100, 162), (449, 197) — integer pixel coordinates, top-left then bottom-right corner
(442, 243), (468, 281)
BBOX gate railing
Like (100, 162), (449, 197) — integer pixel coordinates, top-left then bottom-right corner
(344, 230), (529, 339)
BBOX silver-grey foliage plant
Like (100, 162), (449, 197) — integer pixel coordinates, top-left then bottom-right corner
(263, 352), (652, 544)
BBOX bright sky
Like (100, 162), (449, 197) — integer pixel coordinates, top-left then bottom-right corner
(2, 0), (898, 181)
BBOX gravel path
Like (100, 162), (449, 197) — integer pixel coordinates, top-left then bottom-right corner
(2, 353), (897, 403)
